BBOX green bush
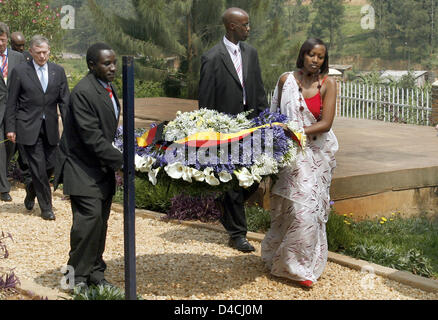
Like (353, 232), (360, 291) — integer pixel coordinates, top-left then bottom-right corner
(71, 284), (143, 300)
(326, 209), (356, 252)
(245, 205), (271, 233)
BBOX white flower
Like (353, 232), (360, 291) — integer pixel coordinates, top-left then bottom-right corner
(218, 171), (232, 183)
(182, 166), (194, 183)
(148, 167), (160, 185)
(191, 169), (205, 182)
(203, 167), (220, 186)
(234, 167), (255, 188)
(164, 162), (184, 179)
(135, 155), (156, 173)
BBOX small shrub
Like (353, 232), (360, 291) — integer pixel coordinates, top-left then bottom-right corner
(166, 193), (222, 222)
(72, 285), (126, 300)
(326, 210), (356, 252)
(245, 205), (271, 233)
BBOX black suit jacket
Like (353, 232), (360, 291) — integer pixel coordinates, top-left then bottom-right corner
(54, 73), (123, 199)
(0, 49), (25, 126)
(5, 60), (69, 145)
(198, 40), (267, 118)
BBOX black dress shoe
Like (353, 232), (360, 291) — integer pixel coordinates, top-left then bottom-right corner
(41, 210), (56, 221)
(0, 192), (12, 202)
(228, 237), (255, 253)
(24, 184), (35, 210)
(24, 194), (35, 210)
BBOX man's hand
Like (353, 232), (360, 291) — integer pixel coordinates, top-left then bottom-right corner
(6, 132), (16, 143)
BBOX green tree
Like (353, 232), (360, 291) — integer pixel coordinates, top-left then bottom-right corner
(308, 0), (344, 50)
(87, 0), (225, 98)
(368, 0), (437, 61)
(285, 0), (310, 35)
(0, 0), (65, 59)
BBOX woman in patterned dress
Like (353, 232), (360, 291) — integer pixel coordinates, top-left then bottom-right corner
(261, 38), (339, 288)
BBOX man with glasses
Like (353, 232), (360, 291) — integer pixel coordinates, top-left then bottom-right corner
(198, 8), (268, 252)
(5, 35), (69, 220)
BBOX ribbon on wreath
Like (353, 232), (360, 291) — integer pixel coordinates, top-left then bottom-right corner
(137, 122), (304, 149)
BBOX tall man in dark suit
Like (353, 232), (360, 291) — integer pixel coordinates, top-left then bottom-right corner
(54, 43), (123, 291)
(5, 35), (69, 220)
(198, 8), (268, 252)
(0, 22), (25, 202)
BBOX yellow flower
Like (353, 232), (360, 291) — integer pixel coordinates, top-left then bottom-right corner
(349, 213), (353, 216)
(390, 218), (394, 221)
(381, 217), (387, 222)
(344, 220), (351, 225)
(380, 221), (385, 224)
(391, 212), (396, 216)
(343, 214), (348, 217)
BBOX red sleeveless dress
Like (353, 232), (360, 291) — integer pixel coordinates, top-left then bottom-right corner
(304, 76), (328, 120)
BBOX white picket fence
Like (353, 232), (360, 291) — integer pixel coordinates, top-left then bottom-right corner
(267, 81), (432, 126)
(336, 81), (432, 126)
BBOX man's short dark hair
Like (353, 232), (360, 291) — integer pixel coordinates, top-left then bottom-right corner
(296, 38), (329, 75)
(0, 22), (10, 37)
(86, 42), (113, 69)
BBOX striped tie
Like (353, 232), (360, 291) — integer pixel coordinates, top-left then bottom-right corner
(232, 49), (244, 87)
(105, 83), (113, 99)
(0, 53), (7, 80)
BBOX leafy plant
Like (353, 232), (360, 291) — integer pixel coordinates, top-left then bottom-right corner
(245, 204), (271, 233)
(0, 232), (20, 293)
(0, 270), (20, 290)
(0, 0), (65, 61)
(326, 209), (355, 252)
(72, 285), (128, 300)
(166, 193), (222, 223)
(0, 231), (13, 259)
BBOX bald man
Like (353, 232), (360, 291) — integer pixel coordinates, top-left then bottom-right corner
(198, 8), (268, 252)
(10, 32), (32, 62)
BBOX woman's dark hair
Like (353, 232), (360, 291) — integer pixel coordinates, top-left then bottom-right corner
(296, 38), (329, 74)
(86, 42), (113, 69)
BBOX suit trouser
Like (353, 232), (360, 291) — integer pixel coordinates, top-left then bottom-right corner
(0, 123), (10, 193)
(21, 122), (57, 212)
(68, 194), (113, 284)
(220, 183), (259, 239)
(6, 141), (32, 185)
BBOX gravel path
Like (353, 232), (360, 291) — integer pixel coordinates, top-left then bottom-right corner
(1, 186), (437, 300)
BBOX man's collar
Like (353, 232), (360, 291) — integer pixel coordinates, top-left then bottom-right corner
(32, 60), (47, 70)
(1, 48), (7, 56)
(97, 78), (110, 87)
(223, 36), (240, 52)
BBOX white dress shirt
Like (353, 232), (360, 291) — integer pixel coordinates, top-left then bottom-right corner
(223, 36), (246, 105)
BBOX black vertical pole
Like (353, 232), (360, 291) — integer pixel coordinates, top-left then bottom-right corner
(122, 56), (136, 300)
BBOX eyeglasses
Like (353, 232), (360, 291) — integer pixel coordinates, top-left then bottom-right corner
(233, 22), (250, 29)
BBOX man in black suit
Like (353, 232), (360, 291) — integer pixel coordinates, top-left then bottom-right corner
(10, 32), (32, 62)
(0, 22), (25, 202)
(54, 43), (123, 292)
(5, 35), (69, 220)
(8, 31), (32, 191)
(198, 8), (268, 252)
